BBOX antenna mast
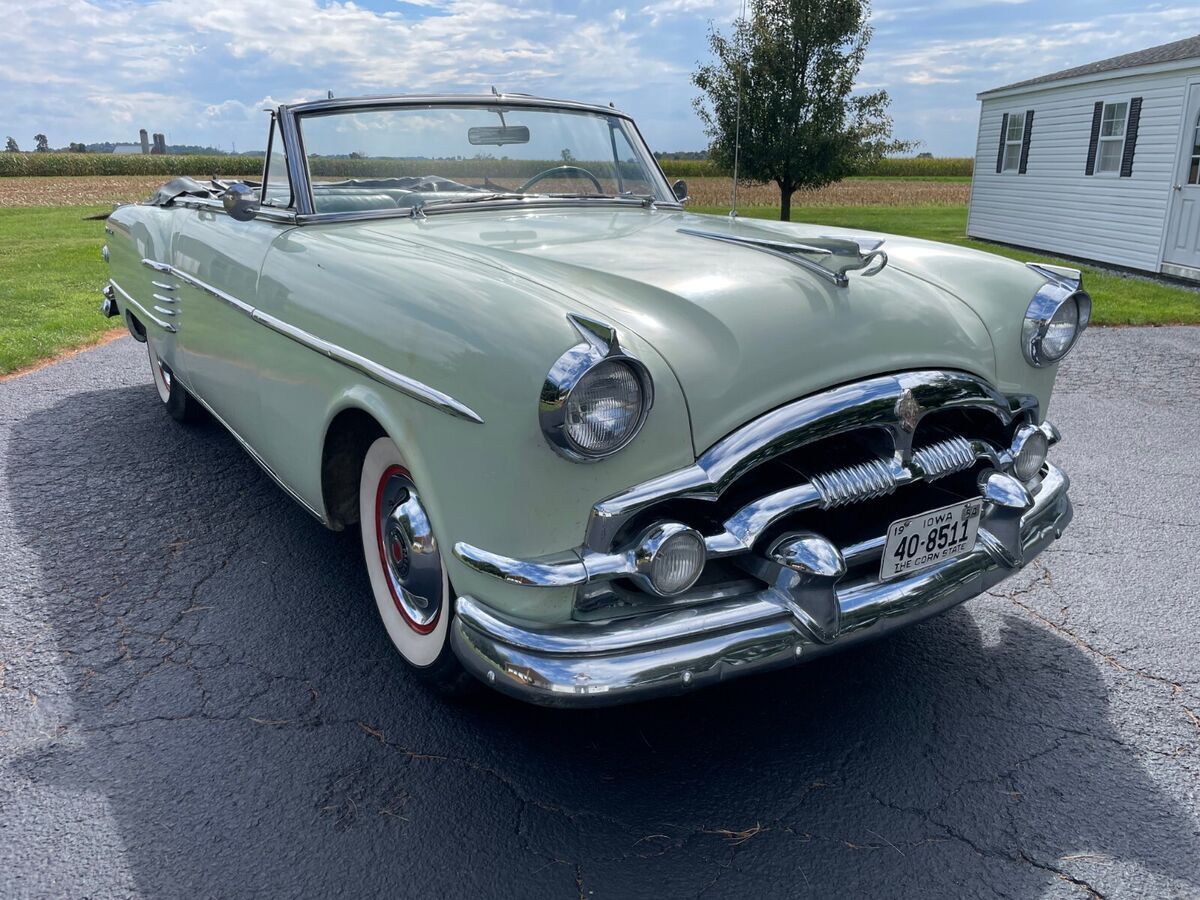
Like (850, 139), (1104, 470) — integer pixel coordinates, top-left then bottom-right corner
(730, 0), (748, 218)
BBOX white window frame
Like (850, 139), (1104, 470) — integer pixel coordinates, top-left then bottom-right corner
(1095, 99), (1129, 175)
(1188, 109), (1200, 186)
(1002, 110), (1025, 173)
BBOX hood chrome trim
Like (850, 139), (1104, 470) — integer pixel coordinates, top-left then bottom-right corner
(676, 227), (888, 287)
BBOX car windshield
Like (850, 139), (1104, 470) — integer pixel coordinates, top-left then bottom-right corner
(295, 104), (672, 215)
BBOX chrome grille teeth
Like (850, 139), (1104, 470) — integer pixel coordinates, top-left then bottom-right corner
(912, 435), (976, 481)
(809, 435), (976, 509)
(811, 458), (898, 509)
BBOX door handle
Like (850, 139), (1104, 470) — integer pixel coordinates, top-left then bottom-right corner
(1174, 184), (1184, 191)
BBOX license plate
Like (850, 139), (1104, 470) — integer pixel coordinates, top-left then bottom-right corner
(879, 498), (982, 582)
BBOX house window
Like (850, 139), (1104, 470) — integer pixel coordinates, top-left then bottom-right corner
(1189, 111), (1200, 185)
(1096, 101), (1128, 173)
(1002, 111), (1025, 172)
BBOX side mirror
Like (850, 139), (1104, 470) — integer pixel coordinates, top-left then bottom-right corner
(672, 179), (689, 203)
(222, 183), (259, 222)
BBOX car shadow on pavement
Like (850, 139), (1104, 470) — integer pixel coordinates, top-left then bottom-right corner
(6, 384), (1198, 898)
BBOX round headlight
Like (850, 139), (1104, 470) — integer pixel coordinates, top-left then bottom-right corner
(1041, 297), (1080, 361)
(540, 317), (654, 461)
(634, 523), (706, 596)
(563, 359), (646, 456)
(1011, 426), (1048, 482)
(1022, 280), (1091, 367)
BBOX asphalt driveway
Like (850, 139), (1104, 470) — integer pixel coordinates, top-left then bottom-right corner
(1, 328), (1197, 899)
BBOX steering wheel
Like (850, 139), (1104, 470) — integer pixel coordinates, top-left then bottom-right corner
(518, 165), (604, 194)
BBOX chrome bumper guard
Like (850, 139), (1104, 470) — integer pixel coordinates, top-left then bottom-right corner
(450, 464), (1072, 707)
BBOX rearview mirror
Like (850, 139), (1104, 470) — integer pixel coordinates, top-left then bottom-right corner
(468, 125), (531, 146)
(672, 179), (689, 202)
(222, 183), (259, 222)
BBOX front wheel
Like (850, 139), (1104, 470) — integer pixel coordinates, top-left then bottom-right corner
(147, 341), (205, 423)
(358, 436), (466, 687)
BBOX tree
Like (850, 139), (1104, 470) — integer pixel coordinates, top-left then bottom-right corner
(34, 133), (49, 152)
(68, 142), (87, 153)
(4, 136), (17, 152)
(692, 0), (911, 221)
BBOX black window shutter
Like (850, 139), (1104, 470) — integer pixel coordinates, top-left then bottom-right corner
(1018, 110), (1035, 174)
(996, 112), (1009, 173)
(1085, 101), (1104, 175)
(1120, 97), (1143, 177)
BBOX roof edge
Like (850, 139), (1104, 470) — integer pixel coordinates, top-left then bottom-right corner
(977, 55), (1200, 100)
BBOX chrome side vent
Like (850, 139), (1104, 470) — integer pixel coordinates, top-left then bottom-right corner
(912, 436), (976, 481)
(811, 458), (898, 509)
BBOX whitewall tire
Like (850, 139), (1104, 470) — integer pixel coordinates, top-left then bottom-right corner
(359, 436), (461, 680)
(148, 340), (172, 403)
(146, 340), (204, 423)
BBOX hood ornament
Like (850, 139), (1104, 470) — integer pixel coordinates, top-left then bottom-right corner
(895, 388), (922, 434)
(676, 227), (888, 287)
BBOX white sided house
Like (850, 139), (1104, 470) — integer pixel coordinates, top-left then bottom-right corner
(968, 34), (1200, 282)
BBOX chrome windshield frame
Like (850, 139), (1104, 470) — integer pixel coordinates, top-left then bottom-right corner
(275, 93), (681, 225)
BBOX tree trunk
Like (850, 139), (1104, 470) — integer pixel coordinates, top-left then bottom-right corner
(779, 183), (792, 221)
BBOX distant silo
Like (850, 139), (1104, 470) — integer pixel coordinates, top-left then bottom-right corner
(139, 128), (149, 154)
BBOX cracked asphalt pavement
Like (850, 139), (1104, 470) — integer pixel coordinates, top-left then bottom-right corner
(2, 328), (1198, 899)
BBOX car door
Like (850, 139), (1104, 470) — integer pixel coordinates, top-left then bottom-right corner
(1164, 82), (1200, 271)
(167, 118), (297, 444)
(168, 212), (282, 440)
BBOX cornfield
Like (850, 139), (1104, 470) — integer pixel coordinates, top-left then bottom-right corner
(0, 153), (263, 178)
(0, 174), (970, 209)
(0, 151), (975, 180)
(685, 177), (970, 208)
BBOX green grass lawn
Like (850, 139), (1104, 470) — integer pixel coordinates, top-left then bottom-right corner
(694, 204), (1200, 326)
(0, 206), (117, 375)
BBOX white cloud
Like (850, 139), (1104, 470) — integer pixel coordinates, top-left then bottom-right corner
(0, 0), (689, 147)
(869, 5), (1200, 94)
(4, 0), (1199, 156)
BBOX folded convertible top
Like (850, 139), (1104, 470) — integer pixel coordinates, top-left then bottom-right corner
(146, 176), (214, 206)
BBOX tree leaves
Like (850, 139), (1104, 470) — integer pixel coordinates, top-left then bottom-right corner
(692, 0), (915, 220)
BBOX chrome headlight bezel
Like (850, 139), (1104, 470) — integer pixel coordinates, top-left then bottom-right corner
(539, 315), (654, 462)
(1022, 264), (1092, 367)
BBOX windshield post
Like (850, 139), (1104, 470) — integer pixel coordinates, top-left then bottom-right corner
(607, 118), (626, 195)
(279, 106), (315, 216)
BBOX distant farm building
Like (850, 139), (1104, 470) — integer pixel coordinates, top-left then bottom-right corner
(110, 129), (167, 155)
(969, 34), (1200, 282)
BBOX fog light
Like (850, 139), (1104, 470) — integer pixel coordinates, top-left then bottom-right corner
(633, 522), (706, 596)
(1011, 426), (1048, 482)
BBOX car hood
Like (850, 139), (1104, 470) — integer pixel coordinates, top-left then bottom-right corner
(360, 208), (1020, 451)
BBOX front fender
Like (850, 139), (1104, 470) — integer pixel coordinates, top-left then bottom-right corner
(271, 229), (696, 624)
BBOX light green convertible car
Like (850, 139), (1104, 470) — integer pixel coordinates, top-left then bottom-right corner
(101, 93), (1087, 706)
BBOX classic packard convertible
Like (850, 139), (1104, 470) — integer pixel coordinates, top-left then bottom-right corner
(101, 93), (1086, 705)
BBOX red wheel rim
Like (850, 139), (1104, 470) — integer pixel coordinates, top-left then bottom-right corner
(374, 464), (440, 635)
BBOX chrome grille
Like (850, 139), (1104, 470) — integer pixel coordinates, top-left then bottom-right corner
(807, 435), (979, 509)
(811, 458), (897, 509)
(912, 435), (976, 481)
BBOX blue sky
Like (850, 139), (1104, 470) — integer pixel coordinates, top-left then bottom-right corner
(1, 0), (1197, 156)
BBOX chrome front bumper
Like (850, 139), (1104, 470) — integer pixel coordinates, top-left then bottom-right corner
(450, 464), (1072, 707)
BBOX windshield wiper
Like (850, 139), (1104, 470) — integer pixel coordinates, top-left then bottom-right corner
(412, 191), (660, 218)
(414, 192), (526, 215)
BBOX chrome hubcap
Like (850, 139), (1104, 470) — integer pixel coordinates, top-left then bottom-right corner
(375, 466), (442, 632)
